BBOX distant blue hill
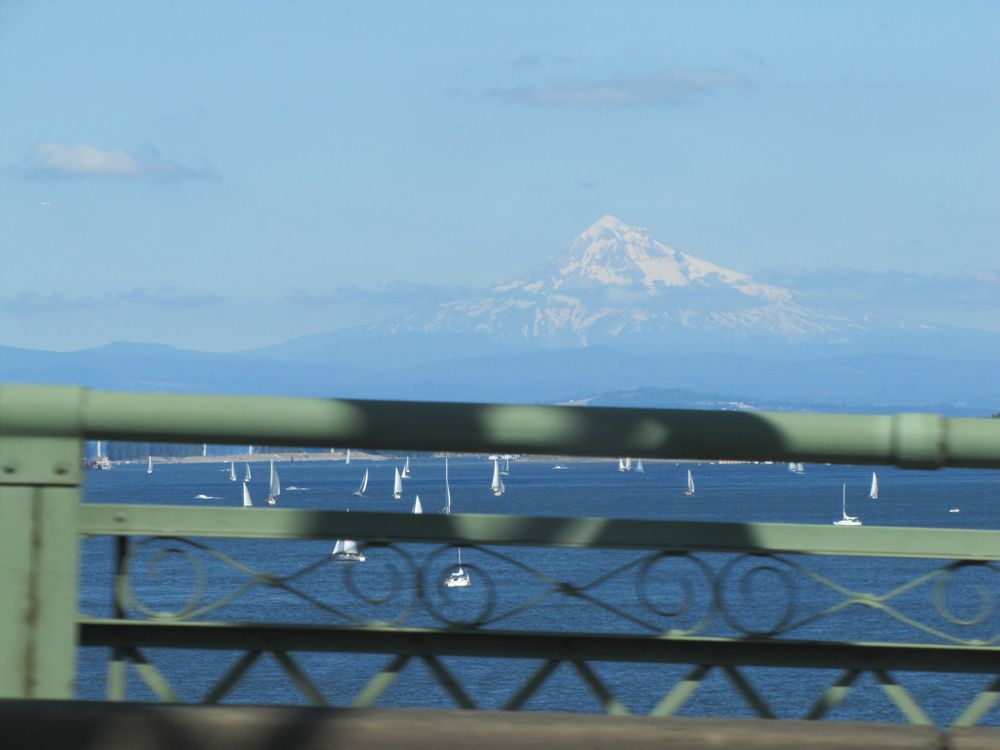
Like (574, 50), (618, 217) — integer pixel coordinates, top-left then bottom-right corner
(1, 338), (997, 416)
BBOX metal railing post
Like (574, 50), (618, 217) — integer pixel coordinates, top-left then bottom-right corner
(0, 385), (84, 698)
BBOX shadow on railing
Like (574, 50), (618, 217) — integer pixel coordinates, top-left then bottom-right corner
(3, 384), (1000, 730)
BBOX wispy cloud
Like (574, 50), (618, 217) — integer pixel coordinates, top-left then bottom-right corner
(757, 267), (1000, 308)
(489, 68), (750, 108)
(0, 288), (224, 313)
(14, 143), (218, 180)
(511, 53), (575, 69)
(287, 282), (471, 307)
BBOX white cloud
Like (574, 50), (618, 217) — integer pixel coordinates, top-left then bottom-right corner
(0, 288), (224, 313)
(490, 68), (750, 108)
(17, 142), (217, 180)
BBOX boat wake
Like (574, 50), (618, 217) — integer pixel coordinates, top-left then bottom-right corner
(286, 486), (309, 491)
(194, 494), (220, 500)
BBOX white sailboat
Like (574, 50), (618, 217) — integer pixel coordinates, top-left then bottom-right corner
(500, 455), (510, 476)
(685, 469), (695, 496)
(443, 457), (452, 514)
(392, 467), (403, 499)
(442, 458), (471, 587)
(352, 468), (369, 497)
(401, 456), (411, 479)
(242, 481), (253, 508)
(331, 538), (366, 562)
(635, 459), (644, 474)
(869, 472), (878, 500)
(229, 461), (236, 481)
(412, 495), (423, 514)
(833, 484), (862, 526)
(146, 456), (153, 474)
(788, 462), (805, 474)
(92, 440), (112, 470)
(491, 458), (505, 497)
(244, 463), (252, 482)
(345, 448), (351, 465)
(267, 461), (280, 506)
(202, 443), (207, 458)
(625, 457), (632, 472)
(618, 458), (626, 472)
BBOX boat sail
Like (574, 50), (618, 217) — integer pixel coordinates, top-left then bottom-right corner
(833, 484), (862, 526)
(635, 459), (644, 474)
(401, 457), (411, 479)
(244, 463), (252, 482)
(618, 458), (626, 472)
(625, 457), (632, 472)
(869, 472), (878, 500)
(392, 467), (403, 499)
(345, 448), (351, 465)
(229, 462), (236, 481)
(443, 457), (452, 514)
(331, 538), (366, 562)
(500, 455), (510, 476)
(412, 495), (423, 514)
(267, 461), (280, 506)
(685, 469), (695, 496)
(147, 456), (153, 474)
(491, 458), (505, 497)
(352, 468), (369, 497)
(242, 481), (253, 508)
(442, 457), (471, 587)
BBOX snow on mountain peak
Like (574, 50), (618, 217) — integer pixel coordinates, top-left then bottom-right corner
(379, 215), (845, 346)
(542, 215), (790, 302)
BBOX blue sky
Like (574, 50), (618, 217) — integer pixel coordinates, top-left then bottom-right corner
(1, 1), (998, 350)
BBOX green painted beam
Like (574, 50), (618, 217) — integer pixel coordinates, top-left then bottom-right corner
(79, 619), (1000, 675)
(0, 486), (80, 699)
(3, 384), (1000, 467)
(80, 504), (1000, 560)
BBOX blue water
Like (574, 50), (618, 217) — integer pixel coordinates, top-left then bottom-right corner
(77, 457), (1000, 724)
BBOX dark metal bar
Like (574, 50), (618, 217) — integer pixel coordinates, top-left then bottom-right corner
(79, 620), (1000, 676)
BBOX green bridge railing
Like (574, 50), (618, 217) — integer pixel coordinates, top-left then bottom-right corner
(2, 384), (1000, 727)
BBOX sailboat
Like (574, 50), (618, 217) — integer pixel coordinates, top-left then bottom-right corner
(412, 495), (423, 514)
(833, 484), (862, 526)
(685, 469), (695, 496)
(491, 458), (505, 497)
(345, 448), (351, 464)
(618, 458), (626, 472)
(352, 468), (369, 497)
(401, 457), (411, 479)
(266, 461), (280, 506)
(90, 440), (112, 470)
(788, 462), (805, 474)
(442, 458), (471, 587)
(635, 459), (644, 474)
(625, 457), (632, 472)
(869, 472), (879, 500)
(500, 455), (510, 476)
(443, 458), (452, 514)
(244, 463), (252, 482)
(392, 467), (403, 499)
(331, 538), (366, 562)
(229, 462), (236, 481)
(242, 481), (253, 508)
(146, 456), (153, 474)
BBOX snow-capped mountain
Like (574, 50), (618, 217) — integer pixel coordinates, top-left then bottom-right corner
(380, 215), (853, 346)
